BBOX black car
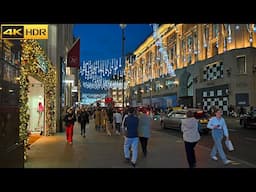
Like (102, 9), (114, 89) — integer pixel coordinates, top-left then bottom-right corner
(240, 110), (256, 128)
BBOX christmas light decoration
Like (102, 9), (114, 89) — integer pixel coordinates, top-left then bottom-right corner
(151, 24), (176, 77)
(80, 58), (126, 90)
(20, 40), (56, 160)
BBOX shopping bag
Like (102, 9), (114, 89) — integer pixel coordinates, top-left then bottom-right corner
(225, 140), (234, 151)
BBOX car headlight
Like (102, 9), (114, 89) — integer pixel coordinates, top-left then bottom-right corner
(200, 119), (208, 123)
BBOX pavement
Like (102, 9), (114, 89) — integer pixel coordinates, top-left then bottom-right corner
(24, 119), (253, 168)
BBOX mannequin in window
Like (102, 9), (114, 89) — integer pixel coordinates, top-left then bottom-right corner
(37, 102), (44, 135)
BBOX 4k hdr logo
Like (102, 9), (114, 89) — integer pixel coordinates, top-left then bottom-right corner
(1, 24), (48, 39)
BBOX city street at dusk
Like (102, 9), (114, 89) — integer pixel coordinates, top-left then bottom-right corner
(1, 24), (256, 168)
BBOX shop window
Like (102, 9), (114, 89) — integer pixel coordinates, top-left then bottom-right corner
(217, 90), (222, 96)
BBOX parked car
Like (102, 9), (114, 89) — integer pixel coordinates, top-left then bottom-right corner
(160, 108), (210, 134)
(240, 110), (256, 128)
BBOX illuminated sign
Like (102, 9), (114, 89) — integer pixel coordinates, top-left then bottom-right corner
(1, 24), (48, 39)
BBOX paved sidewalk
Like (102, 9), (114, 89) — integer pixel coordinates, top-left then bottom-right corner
(24, 120), (253, 168)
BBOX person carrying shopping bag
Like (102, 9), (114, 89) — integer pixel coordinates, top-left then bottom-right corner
(207, 108), (232, 165)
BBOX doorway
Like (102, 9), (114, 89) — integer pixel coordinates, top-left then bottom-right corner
(27, 76), (45, 134)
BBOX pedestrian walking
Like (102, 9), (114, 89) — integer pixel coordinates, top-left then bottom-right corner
(63, 107), (76, 144)
(113, 109), (122, 135)
(181, 110), (200, 168)
(207, 108), (232, 165)
(123, 107), (139, 168)
(94, 108), (102, 132)
(79, 107), (90, 137)
(137, 109), (151, 157)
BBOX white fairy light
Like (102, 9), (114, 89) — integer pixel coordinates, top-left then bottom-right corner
(151, 24), (176, 77)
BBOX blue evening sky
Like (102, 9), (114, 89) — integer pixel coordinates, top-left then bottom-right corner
(73, 24), (153, 61)
(73, 24), (153, 96)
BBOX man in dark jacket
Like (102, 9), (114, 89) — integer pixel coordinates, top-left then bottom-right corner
(79, 107), (90, 137)
(123, 107), (139, 168)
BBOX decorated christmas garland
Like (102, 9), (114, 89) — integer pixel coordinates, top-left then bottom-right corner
(20, 40), (56, 160)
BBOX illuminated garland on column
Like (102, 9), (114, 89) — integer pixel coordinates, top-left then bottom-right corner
(20, 40), (56, 160)
(43, 65), (56, 136)
(151, 24), (176, 77)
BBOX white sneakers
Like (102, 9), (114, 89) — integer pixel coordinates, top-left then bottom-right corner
(212, 156), (232, 165)
(224, 160), (232, 165)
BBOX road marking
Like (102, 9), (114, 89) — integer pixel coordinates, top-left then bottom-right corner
(231, 162), (241, 165)
(245, 137), (256, 142)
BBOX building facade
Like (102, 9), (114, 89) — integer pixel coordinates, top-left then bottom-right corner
(39, 24), (75, 133)
(126, 24), (256, 115)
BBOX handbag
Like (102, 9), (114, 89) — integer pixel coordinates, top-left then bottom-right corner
(225, 139), (234, 151)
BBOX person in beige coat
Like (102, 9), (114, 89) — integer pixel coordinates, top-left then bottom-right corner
(94, 108), (102, 131)
(181, 110), (200, 168)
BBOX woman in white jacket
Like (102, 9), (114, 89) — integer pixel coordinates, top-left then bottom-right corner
(181, 110), (200, 168)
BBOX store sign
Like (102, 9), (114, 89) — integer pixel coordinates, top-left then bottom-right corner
(1, 24), (48, 39)
(37, 55), (48, 73)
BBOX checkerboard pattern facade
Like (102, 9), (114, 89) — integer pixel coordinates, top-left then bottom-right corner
(203, 90), (228, 115)
(203, 62), (224, 81)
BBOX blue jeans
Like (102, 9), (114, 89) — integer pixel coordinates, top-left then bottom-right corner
(124, 137), (139, 164)
(211, 129), (228, 163)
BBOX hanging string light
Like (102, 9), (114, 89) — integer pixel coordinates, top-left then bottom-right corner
(246, 24), (253, 44)
(80, 57), (125, 90)
(151, 24), (176, 77)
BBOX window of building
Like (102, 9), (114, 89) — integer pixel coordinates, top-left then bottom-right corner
(168, 34), (176, 45)
(193, 31), (198, 54)
(217, 90), (222, 96)
(182, 39), (186, 63)
(169, 46), (174, 61)
(187, 75), (193, 96)
(212, 43), (218, 56)
(212, 24), (219, 38)
(187, 35), (193, 52)
(168, 44), (176, 69)
(237, 56), (246, 74)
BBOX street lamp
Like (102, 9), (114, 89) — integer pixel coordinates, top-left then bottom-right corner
(150, 79), (152, 109)
(120, 24), (127, 111)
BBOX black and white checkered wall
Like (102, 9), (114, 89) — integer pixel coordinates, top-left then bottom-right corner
(202, 88), (228, 115)
(203, 62), (224, 81)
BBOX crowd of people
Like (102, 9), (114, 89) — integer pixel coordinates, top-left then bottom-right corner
(62, 104), (233, 168)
